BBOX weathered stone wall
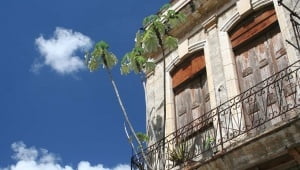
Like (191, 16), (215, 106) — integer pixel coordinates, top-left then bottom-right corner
(274, 0), (300, 63)
(145, 0), (300, 148)
(146, 58), (164, 145)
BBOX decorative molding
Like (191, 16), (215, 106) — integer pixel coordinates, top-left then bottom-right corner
(167, 0), (191, 13)
(252, 0), (272, 10)
(219, 12), (240, 32)
(166, 40), (206, 72)
(219, 0), (272, 32)
(188, 40), (206, 53)
(166, 56), (181, 72)
(203, 15), (217, 32)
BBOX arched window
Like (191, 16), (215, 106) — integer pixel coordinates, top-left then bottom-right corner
(171, 51), (210, 130)
(229, 6), (288, 92)
(229, 6), (290, 129)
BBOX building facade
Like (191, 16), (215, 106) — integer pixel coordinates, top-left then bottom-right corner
(132, 0), (300, 169)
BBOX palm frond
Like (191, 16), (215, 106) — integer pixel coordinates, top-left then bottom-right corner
(133, 46), (144, 55)
(120, 52), (131, 75)
(160, 3), (171, 12)
(144, 60), (155, 73)
(164, 36), (178, 50)
(87, 56), (101, 71)
(103, 51), (118, 69)
(166, 10), (186, 29)
(135, 30), (145, 48)
(152, 20), (167, 38)
(86, 41), (117, 71)
(143, 15), (159, 27)
(142, 29), (160, 53)
(97, 41), (109, 50)
(121, 46), (155, 75)
(131, 54), (146, 74)
(121, 50), (144, 74)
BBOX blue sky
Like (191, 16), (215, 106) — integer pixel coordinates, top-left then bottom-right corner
(0, 0), (168, 169)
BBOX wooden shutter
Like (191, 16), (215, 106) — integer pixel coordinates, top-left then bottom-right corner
(231, 7), (290, 129)
(231, 7), (288, 93)
(230, 8), (278, 49)
(175, 88), (190, 129)
(174, 71), (210, 130)
(172, 51), (211, 131)
(171, 51), (205, 89)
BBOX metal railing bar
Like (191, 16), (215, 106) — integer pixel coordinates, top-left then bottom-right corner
(131, 59), (300, 170)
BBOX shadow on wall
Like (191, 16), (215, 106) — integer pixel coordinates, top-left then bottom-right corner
(148, 115), (163, 143)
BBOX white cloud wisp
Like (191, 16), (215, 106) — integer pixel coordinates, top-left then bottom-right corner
(34, 27), (92, 75)
(0, 142), (130, 170)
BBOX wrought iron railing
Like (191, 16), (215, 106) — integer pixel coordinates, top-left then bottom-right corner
(131, 60), (300, 170)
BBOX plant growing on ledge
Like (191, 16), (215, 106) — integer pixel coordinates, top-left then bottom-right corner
(169, 143), (188, 166)
(204, 136), (215, 150)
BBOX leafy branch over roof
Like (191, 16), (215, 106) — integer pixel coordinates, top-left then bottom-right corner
(121, 3), (186, 75)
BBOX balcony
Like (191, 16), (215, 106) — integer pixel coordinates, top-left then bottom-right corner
(131, 60), (300, 170)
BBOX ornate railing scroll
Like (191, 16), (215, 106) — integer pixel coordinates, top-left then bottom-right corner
(131, 60), (300, 169)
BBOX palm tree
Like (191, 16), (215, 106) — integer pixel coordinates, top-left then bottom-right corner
(121, 6), (185, 169)
(85, 41), (153, 169)
(143, 8), (185, 146)
(122, 5), (185, 148)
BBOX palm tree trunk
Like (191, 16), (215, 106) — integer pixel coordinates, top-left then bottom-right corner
(163, 49), (166, 143)
(124, 122), (138, 156)
(154, 28), (167, 170)
(162, 48), (167, 170)
(153, 28), (167, 147)
(105, 69), (153, 170)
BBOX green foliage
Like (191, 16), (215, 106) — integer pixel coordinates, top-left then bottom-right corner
(86, 41), (117, 71)
(143, 15), (159, 27)
(121, 47), (155, 75)
(141, 9), (185, 54)
(166, 10), (186, 29)
(204, 137), (215, 150)
(144, 61), (155, 74)
(122, 8), (186, 75)
(169, 143), (188, 165)
(135, 30), (145, 48)
(160, 3), (171, 12)
(136, 132), (150, 152)
(136, 132), (150, 143)
(142, 29), (160, 53)
(164, 36), (178, 50)
(152, 20), (166, 38)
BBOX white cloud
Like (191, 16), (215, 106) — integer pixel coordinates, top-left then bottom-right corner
(77, 162), (130, 170)
(11, 142), (38, 162)
(33, 27), (92, 75)
(0, 142), (130, 170)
